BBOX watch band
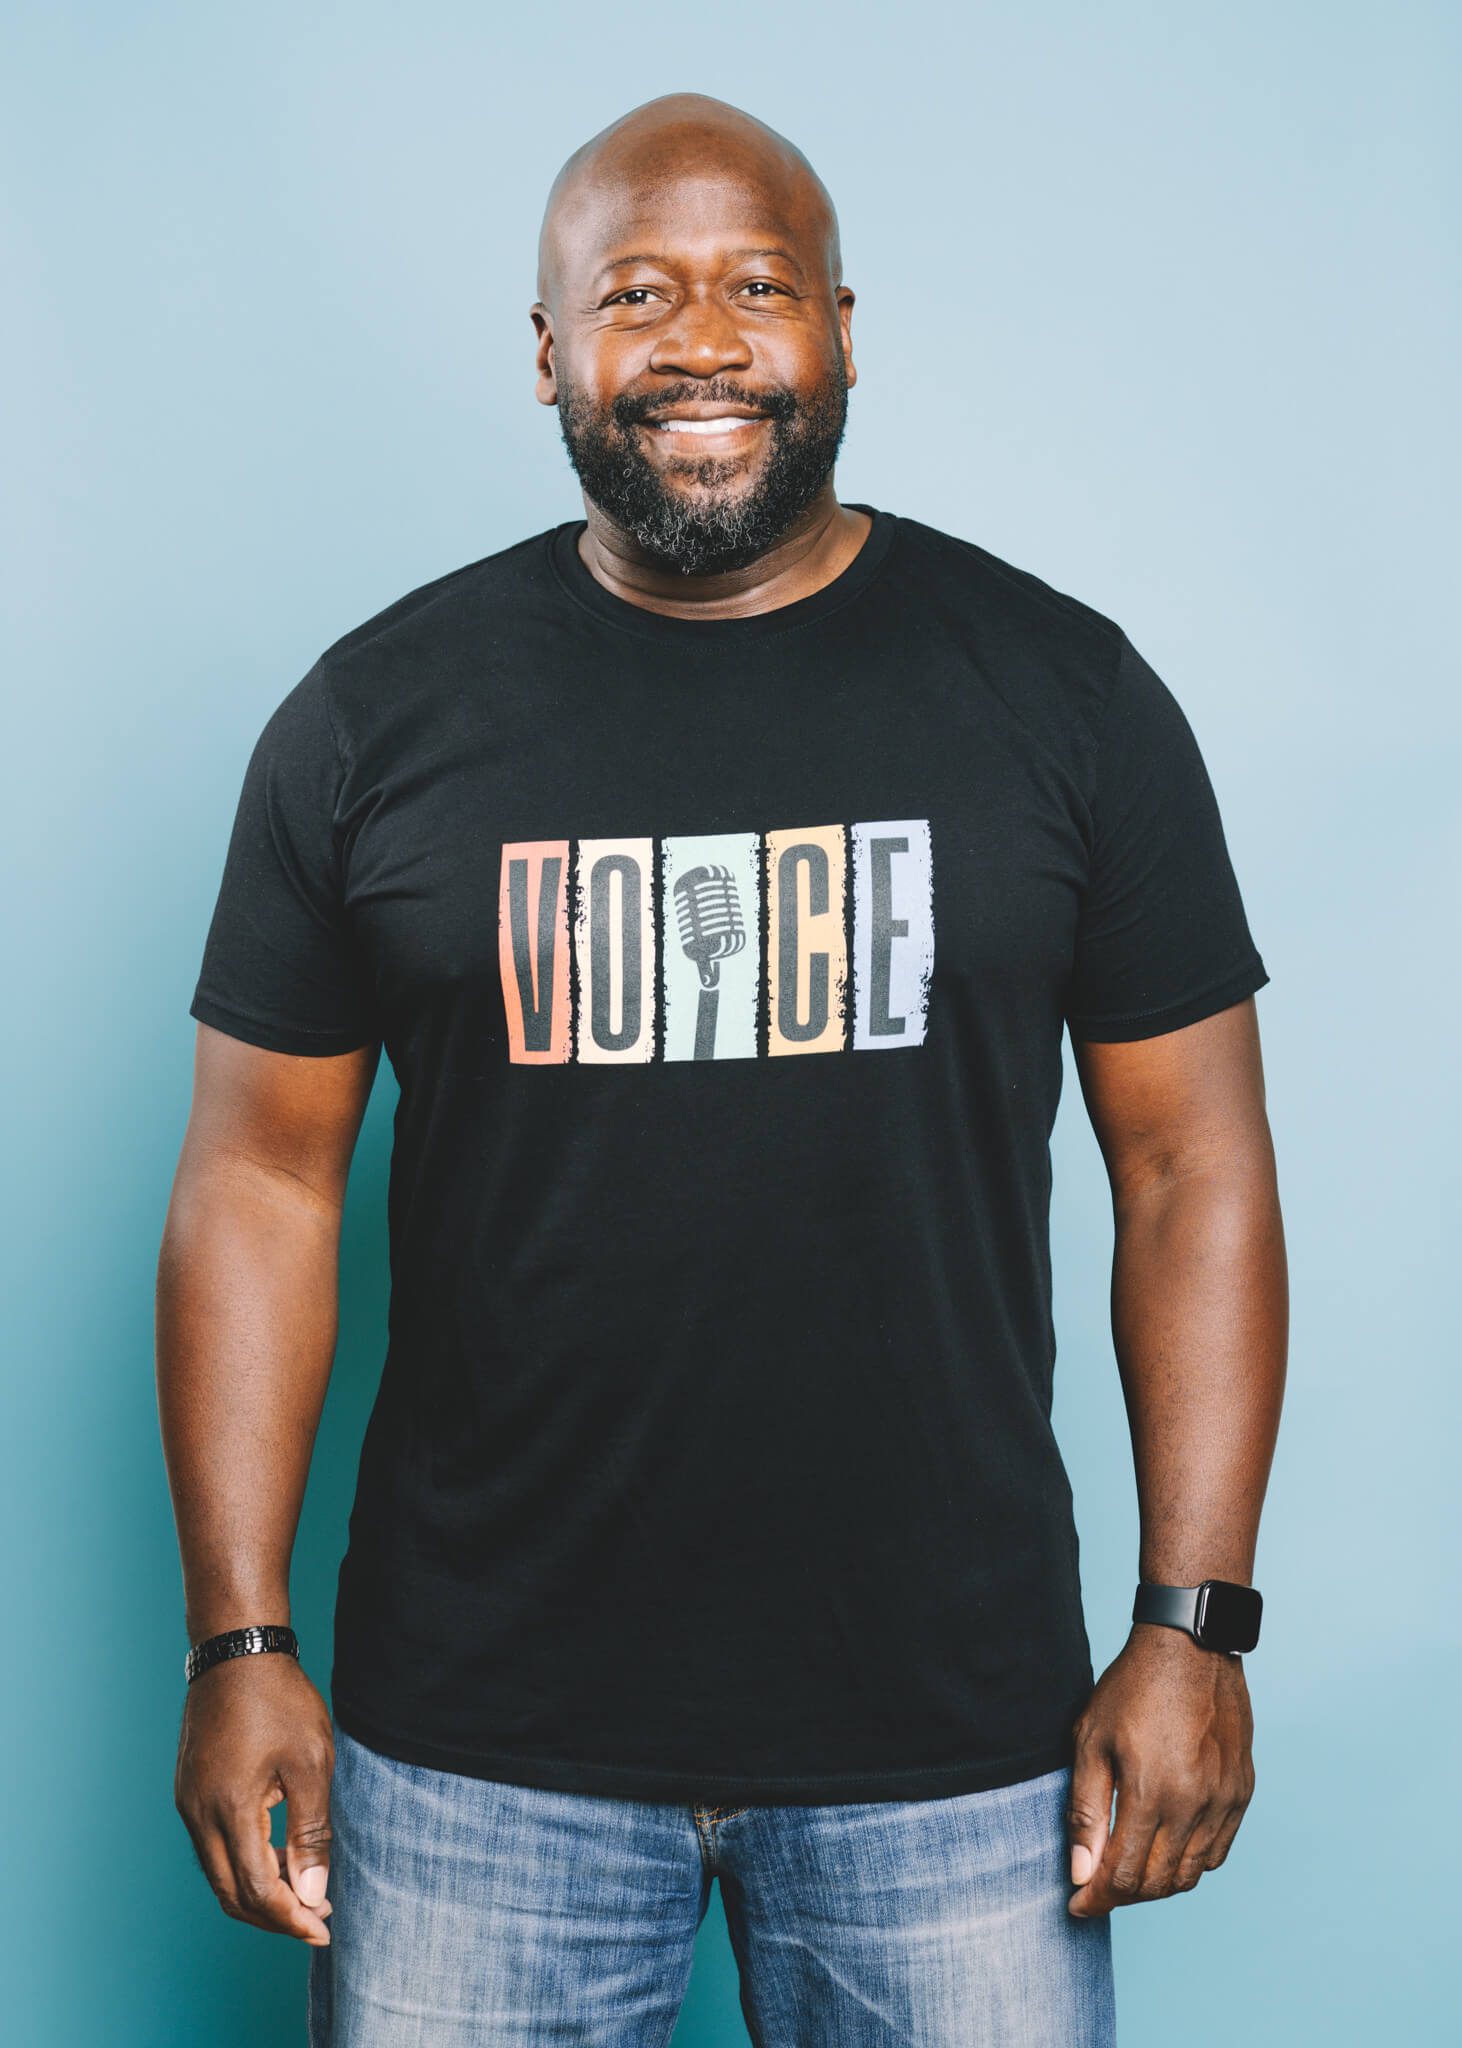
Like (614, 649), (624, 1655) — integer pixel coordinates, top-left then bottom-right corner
(184, 1623), (300, 1685)
(1132, 1584), (1205, 1635)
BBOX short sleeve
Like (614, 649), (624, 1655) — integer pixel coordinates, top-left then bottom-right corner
(1064, 634), (1270, 1042)
(189, 661), (379, 1056)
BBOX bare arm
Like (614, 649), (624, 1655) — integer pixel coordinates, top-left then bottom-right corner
(156, 1021), (379, 1945)
(1062, 995), (1287, 1916)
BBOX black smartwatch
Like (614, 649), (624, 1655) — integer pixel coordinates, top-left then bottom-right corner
(1132, 1579), (1262, 1654)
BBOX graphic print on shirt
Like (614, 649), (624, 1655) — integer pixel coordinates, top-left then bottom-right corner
(498, 821), (934, 1064)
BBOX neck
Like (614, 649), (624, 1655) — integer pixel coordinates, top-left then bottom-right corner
(576, 484), (872, 621)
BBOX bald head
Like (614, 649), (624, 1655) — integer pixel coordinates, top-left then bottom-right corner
(535, 93), (842, 312)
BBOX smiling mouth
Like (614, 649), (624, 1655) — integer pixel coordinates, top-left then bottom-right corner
(644, 415), (769, 438)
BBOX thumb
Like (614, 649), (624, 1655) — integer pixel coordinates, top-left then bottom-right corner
(283, 1761), (334, 1912)
(1066, 1741), (1114, 1892)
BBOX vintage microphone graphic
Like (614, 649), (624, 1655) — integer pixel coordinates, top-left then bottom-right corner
(673, 863), (746, 1060)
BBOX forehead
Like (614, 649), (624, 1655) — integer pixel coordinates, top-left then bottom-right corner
(551, 161), (824, 288)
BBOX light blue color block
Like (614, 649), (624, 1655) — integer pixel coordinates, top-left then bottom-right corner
(851, 818), (935, 1050)
(663, 834), (762, 1062)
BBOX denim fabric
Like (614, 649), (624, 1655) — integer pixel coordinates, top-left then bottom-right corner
(308, 1723), (1116, 2046)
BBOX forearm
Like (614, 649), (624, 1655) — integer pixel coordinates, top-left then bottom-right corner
(156, 1150), (343, 1640)
(1110, 1159), (1287, 1588)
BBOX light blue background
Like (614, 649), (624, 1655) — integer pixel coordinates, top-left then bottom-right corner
(3, 2), (1456, 2040)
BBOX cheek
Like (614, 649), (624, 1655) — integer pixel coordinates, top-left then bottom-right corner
(760, 321), (843, 388)
(568, 329), (655, 398)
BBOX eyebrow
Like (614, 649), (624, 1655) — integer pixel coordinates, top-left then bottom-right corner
(592, 246), (806, 286)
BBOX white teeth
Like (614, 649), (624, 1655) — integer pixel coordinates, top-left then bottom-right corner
(654, 416), (760, 434)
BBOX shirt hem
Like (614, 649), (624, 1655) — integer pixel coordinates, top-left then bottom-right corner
(1065, 956), (1270, 1043)
(189, 992), (377, 1058)
(329, 1692), (1077, 1807)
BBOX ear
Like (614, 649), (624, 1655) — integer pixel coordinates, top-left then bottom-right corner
(530, 304), (557, 406)
(831, 290), (855, 397)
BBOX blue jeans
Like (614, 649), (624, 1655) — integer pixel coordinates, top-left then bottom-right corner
(308, 1723), (1116, 2046)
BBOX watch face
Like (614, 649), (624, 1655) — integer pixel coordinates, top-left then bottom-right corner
(1196, 1580), (1262, 1652)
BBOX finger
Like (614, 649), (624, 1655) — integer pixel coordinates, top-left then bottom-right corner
(1170, 1809), (1222, 1894)
(282, 1751), (334, 1913)
(186, 1811), (241, 1907)
(1069, 1778), (1161, 1917)
(1066, 1742), (1114, 1893)
(1134, 1812), (1203, 1899)
(217, 1796), (331, 1945)
(1202, 1797), (1250, 1871)
(273, 1842), (333, 1914)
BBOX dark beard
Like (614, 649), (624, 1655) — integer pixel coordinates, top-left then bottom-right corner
(555, 363), (849, 576)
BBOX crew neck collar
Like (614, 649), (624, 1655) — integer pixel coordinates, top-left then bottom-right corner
(546, 504), (898, 643)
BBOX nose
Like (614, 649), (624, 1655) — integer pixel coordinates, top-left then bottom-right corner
(647, 289), (753, 379)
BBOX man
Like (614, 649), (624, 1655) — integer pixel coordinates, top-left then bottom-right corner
(158, 91), (1286, 2046)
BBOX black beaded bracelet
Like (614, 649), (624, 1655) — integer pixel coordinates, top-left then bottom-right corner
(184, 1624), (300, 1686)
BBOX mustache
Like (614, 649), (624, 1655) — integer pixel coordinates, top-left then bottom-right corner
(610, 380), (801, 429)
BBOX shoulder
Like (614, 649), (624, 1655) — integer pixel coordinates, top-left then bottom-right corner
(883, 513), (1131, 753)
(888, 513), (1126, 663)
(316, 526), (561, 675)
(302, 527), (565, 750)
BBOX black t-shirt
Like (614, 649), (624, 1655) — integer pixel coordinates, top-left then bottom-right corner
(189, 506), (1269, 1805)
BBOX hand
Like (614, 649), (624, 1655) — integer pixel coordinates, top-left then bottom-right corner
(174, 1650), (336, 1944)
(1066, 1624), (1255, 1916)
